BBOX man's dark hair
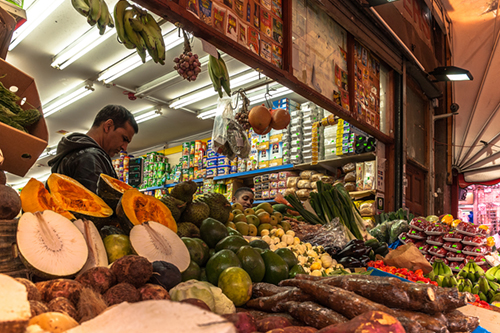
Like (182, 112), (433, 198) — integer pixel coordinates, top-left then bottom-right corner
(234, 187), (254, 198)
(92, 105), (139, 134)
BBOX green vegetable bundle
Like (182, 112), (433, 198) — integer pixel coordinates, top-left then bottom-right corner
(285, 181), (369, 241)
(0, 76), (41, 132)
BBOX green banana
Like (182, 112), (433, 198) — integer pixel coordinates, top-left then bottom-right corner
(488, 289), (496, 303)
(463, 285), (472, 293)
(442, 264), (453, 277)
(123, 10), (142, 48)
(217, 55), (231, 96)
(71, 0), (90, 16)
(449, 276), (458, 288)
(208, 55), (223, 98)
(436, 275), (445, 287)
(479, 276), (490, 295)
(114, 0), (135, 49)
(427, 270), (436, 281)
(486, 266), (499, 281)
(494, 267), (500, 280)
(145, 13), (161, 33)
(472, 285), (480, 295)
(489, 280), (500, 291)
(97, 0), (109, 35)
(479, 291), (488, 302)
(87, 0), (101, 25)
(468, 272), (476, 284)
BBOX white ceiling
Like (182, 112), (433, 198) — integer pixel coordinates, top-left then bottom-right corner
(4, 0), (307, 187)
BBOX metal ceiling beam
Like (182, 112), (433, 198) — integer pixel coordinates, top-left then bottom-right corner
(455, 26), (500, 165)
(461, 149), (500, 172)
(461, 163), (500, 175)
(459, 102), (500, 169)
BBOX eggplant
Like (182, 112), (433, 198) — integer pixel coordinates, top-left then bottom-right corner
(358, 255), (372, 266)
(336, 243), (371, 259)
(338, 256), (362, 268)
(374, 243), (389, 256)
(346, 239), (365, 247)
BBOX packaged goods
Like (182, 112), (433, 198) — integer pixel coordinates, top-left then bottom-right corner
(297, 180), (312, 189)
(278, 180), (286, 188)
(268, 159), (283, 167)
(262, 174), (270, 182)
(269, 189), (278, 198)
(261, 182), (270, 191)
(217, 166), (230, 176)
(342, 163), (356, 173)
(286, 177), (300, 188)
(320, 175), (335, 184)
(355, 163), (364, 190)
(344, 182), (356, 192)
(344, 171), (356, 183)
(206, 168), (217, 178)
(254, 175), (262, 184)
(218, 156), (230, 166)
(300, 170), (317, 179)
(359, 200), (375, 216)
(206, 158), (218, 168)
(237, 159), (246, 173)
(262, 190), (270, 199)
(364, 161), (376, 190)
(283, 188), (297, 196)
(296, 189), (310, 200)
(271, 181), (278, 189)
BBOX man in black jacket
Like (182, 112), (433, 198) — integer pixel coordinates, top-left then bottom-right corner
(48, 105), (138, 193)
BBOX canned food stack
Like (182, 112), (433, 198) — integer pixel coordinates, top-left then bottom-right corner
(288, 110), (303, 165)
(112, 152), (130, 183)
(323, 123), (338, 160)
(142, 152), (169, 188)
(194, 140), (207, 179)
(272, 98), (299, 166)
(300, 103), (324, 164)
(247, 129), (259, 171)
(206, 139), (218, 178)
(181, 142), (195, 181)
(257, 132), (271, 169)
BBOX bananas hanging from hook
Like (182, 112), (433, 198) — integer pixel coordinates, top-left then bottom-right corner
(71, 0), (114, 35)
(112, 1), (165, 65)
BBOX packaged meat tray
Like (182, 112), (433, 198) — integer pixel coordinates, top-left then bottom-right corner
(398, 232), (409, 244)
(462, 235), (486, 247)
(416, 243), (432, 255)
(428, 245), (448, 258)
(443, 231), (464, 242)
(424, 254), (433, 262)
(463, 245), (487, 256)
(409, 218), (429, 231)
(443, 242), (463, 253)
(426, 235), (445, 246)
(456, 222), (479, 236)
(424, 224), (447, 236)
(407, 228), (427, 240)
(451, 262), (466, 272)
(446, 251), (466, 262)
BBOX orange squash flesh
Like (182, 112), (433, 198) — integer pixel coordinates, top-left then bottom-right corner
(47, 174), (113, 218)
(20, 178), (75, 220)
(117, 189), (177, 233)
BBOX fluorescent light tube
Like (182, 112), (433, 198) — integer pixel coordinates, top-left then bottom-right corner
(447, 74), (471, 81)
(98, 28), (183, 83)
(198, 109), (217, 119)
(43, 81), (94, 117)
(133, 106), (162, 124)
(136, 113), (161, 124)
(51, 26), (116, 70)
(170, 71), (263, 109)
(9, 0), (66, 51)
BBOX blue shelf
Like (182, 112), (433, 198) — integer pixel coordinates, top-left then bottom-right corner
(140, 178), (203, 192)
(254, 199), (276, 204)
(213, 164), (294, 181)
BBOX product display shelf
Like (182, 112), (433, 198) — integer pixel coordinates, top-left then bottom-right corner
(0, 0), (26, 21)
(139, 178), (203, 192)
(213, 164), (295, 181)
(349, 189), (377, 200)
(253, 199), (276, 205)
(294, 152), (377, 172)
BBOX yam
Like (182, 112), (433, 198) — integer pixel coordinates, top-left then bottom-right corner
(16, 278), (41, 301)
(110, 255), (153, 288)
(246, 288), (315, 312)
(393, 309), (448, 333)
(444, 309), (479, 332)
(103, 283), (140, 306)
(252, 283), (294, 298)
(266, 327), (317, 333)
(316, 311), (404, 333)
(77, 288), (107, 324)
(255, 316), (292, 331)
(221, 312), (256, 333)
(29, 300), (49, 318)
(36, 279), (83, 306)
(235, 308), (304, 326)
(138, 284), (170, 301)
(180, 299), (210, 311)
(75, 267), (116, 294)
(48, 297), (79, 322)
(278, 301), (347, 329)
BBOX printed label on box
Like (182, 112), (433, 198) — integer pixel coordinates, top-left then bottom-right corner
(259, 149), (270, 161)
(272, 17), (283, 45)
(260, 8), (272, 38)
(226, 11), (238, 41)
(199, 0), (213, 25)
(272, 43), (282, 69)
(248, 26), (260, 54)
(213, 3), (227, 33)
(270, 141), (283, 160)
(259, 161), (270, 169)
(238, 20), (248, 47)
(272, 0), (282, 18)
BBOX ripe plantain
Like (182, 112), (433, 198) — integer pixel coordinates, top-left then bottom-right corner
(87, 0), (101, 26)
(114, 0), (135, 49)
(97, 0), (109, 35)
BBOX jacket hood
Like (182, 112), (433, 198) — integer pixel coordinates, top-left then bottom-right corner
(48, 133), (102, 169)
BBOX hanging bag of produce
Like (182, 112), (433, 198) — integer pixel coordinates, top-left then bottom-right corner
(212, 97), (235, 159)
(227, 92), (251, 159)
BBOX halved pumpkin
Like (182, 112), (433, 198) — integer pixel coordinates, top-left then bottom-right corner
(47, 174), (113, 222)
(116, 189), (177, 235)
(97, 173), (133, 210)
(20, 178), (75, 220)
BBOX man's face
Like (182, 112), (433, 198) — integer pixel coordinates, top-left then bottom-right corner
(103, 120), (135, 157)
(234, 191), (254, 209)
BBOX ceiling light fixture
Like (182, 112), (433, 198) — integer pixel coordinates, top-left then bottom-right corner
(51, 26), (116, 70)
(170, 70), (264, 109)
(42, 80), (95, 117)
(429, 66), (473, 81)
(97, 28), (183, 83)
(9, 0), (66, 51)
(133, 106), (163, 124)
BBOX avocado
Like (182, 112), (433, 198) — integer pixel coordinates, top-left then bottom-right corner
(289, 264), (307, 278)
(192, 238), (210, 266)
(200, 217), (229, 248)
(275, 247), (299, 269)
(181, 237), (206, 266)
(261, 250), (289, 285)
(181, 260), (201, 281)
(249, 239), (270, 250)
(236, 246), (266, 283)
(227, 227), (242, 237)
(215, 235), (249, 253)
(205, 249), (241, 286)
(272, 204), (288, 214)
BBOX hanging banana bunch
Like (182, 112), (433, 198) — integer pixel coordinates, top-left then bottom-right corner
(208, 51), (231, 98)
(71, 0), (114, 35)
(113, 0), (165, 65)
